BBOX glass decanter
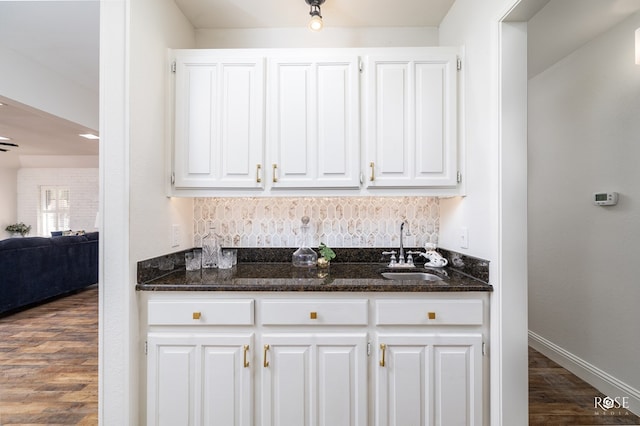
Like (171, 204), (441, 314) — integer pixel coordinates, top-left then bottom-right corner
(202, 224), (221, 269)
(292, 216), (317, 267)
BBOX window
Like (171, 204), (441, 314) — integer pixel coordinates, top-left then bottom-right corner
(41, 186), (70, 236)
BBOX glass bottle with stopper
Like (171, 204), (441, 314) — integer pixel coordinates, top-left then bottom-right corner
(292, 216), (318, 267)
(202, 223), (221, 268)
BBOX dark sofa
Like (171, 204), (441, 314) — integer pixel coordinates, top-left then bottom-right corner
(0, 232), (98, 316)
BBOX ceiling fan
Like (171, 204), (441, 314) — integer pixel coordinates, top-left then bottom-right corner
(0, 141), (18, 152)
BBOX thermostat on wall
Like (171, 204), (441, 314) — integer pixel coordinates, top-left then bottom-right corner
(593, 192), (618, 206)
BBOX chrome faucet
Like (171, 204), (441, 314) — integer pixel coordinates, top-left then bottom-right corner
(382, 221), (414, 267)
(399, 221), (407, 264)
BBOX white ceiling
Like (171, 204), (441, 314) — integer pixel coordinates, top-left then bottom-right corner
(1, 0), (639, 158)
(173, 0), (455, 29)
(0, 0), (99, 157)
(526, 0), (640, 77)
(0, 96), (99, 156)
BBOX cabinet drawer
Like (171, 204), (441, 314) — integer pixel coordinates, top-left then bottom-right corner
(375, 299), (483, 325)
(148, 299), (254, 325)
(261, 299), (368, 325)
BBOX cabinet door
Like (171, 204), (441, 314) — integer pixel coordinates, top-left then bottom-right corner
(201, 336), (254, 426)
(173, 52), (265, 189)
(268, 55), (360, 188)
(365, 51), (458, 187)
(147, 334), (197, 426)
(260, 333), (368, 426)
(375, 333), (482, 426)
(147, 333), (253, 426)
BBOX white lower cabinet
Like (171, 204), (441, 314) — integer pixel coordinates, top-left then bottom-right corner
(147, 333), (253, 426)
(260, 333), (368, 426)
(374, 333), (483, 426)
(144, 294), (487, 426)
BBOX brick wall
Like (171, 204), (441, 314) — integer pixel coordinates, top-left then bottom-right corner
(17, 168), (99, 236)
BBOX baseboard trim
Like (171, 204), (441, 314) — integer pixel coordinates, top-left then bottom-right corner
(529, 331), (640, 416)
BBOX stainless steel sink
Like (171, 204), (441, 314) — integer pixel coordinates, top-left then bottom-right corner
(381, 272), (443, 281)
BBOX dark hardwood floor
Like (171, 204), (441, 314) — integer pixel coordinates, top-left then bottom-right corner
(0, 286), (98, 425)
(1, 287), (638, 425)
(529, 347), (640, 425)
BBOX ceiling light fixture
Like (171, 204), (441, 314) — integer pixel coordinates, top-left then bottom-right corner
(79, 133), (100, 140)
(0, 139), (18, 153)
(305, 0), (325, 32)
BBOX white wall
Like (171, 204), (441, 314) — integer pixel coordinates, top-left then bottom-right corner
(438, 9), (500, 261)
(16, 168), (98, 236)
(129, 0), (196, 261)
(528, 11), (640, 410)
(196, 26), (438, 48)
(0, 156), (18, 239)
(1, 155), (99, 239)
(19, 155), (98, 168)
(439, 1), (529, 425)
(126, 0), (196, 423)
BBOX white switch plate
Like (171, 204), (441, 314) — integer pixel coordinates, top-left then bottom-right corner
(171, 224), (181, 248)
(459, 227), (469, 249)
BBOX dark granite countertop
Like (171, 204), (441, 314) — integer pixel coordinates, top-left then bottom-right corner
(136, 261), (493, 293)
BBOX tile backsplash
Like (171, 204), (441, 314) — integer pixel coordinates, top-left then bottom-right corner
(194, 197), (439, 249)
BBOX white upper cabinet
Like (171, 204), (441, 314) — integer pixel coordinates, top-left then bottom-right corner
(169, 48), (461, 195)
(268, 55), (361, 189)
(364, 50), (458, 188)
(173, 51), (265, 189)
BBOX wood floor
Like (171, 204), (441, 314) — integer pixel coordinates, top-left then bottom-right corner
(0, 286), (98, 425)
(1, 287), (639, 425)
(529, 347), (640, 425)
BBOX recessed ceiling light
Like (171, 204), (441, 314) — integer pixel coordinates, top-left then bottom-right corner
(79, 133), (99, 140)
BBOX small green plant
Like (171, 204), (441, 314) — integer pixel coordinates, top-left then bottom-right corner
(318, 243), (336, 262)
(5, 222), (31, 237)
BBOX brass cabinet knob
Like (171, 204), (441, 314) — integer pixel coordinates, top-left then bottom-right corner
(427, 312), (436, 320)
(193, 312), (202, 320)
(310, 312), (317, 320)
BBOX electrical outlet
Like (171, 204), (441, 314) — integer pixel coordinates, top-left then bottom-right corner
(171, 224), (181, 248)
(459, 227), (469, 249)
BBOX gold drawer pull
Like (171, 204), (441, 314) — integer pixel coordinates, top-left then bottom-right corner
(379, 343), (387, 367)
(192, 312), (202, 320)
(369, 162), (375, 181)
(272, 164), (278, 183)
(263, 344), (270, 368)
(256, 164), (262, 183)
(427, 312), (436, 320)
(310, 312), (317, 320)
(243, 345), (250, 368)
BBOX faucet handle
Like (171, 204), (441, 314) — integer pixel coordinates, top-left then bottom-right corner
(406, 253), (414, 266)
(381, 251), (397, 266)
